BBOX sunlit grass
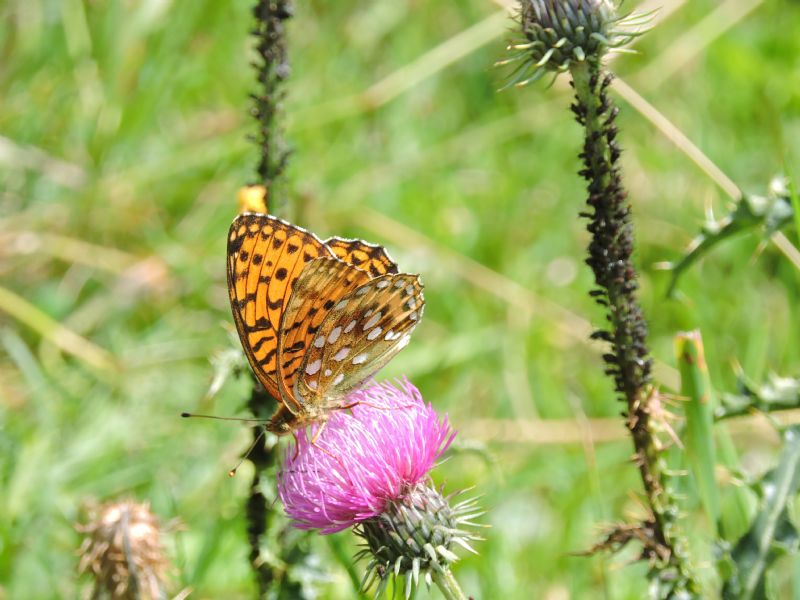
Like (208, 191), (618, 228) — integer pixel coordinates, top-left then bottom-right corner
(1, 0), (800, 597)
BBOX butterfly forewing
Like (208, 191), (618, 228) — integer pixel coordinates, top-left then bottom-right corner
(295, 273), (424, 405)
(276, 257), (371, 410)
(227, 213), (333, 399)
(324, 237), (399, 277)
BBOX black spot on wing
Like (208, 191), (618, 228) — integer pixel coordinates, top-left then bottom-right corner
(258, 349), (277, 366)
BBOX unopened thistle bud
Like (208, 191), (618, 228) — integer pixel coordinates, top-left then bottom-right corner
(502, 0), (649, 87)
(77, 501), (170, 600)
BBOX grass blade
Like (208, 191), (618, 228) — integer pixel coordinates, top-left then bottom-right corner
(675, 330), (720, 532)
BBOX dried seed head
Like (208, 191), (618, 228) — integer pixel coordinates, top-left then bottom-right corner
(502, 0), (651, 87)
(77, 501), (170, 600)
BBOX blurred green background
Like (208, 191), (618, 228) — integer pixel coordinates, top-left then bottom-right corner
(2, 0), (800, 597)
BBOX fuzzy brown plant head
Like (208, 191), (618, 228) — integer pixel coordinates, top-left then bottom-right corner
(77, 500), (170, 600)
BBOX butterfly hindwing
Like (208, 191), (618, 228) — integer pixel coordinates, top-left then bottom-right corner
(295, 273), (424, 406)
(276, 257), (371, 411)
(324, 237), (399, 277)
(227, 213), (333, 398)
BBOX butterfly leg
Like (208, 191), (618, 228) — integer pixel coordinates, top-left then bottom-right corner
(291, 430), (301, 461)
(308, 421), (347, 467)
(337, 400), (415, 412)
(310, 420), (328, 446)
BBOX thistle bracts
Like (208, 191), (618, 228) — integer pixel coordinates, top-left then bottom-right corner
(502, 0), (649, 87)
(356, 482), (482, 599)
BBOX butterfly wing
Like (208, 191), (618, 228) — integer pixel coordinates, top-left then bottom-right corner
(294, 272), (424, 406)
(227, 213), (333, 401)
(276, 257), (371, 411)
(324, 237), (399, 277)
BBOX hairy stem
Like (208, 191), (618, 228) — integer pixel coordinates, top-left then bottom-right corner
(252, 0), (292, 200)
(570, 59), (696, 594)
(246, 2), (306, 597)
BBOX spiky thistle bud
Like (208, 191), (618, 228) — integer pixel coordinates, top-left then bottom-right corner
(77, 501), (170, 600)
(501, 0), (649, 87)
(356, 482), (482, 599)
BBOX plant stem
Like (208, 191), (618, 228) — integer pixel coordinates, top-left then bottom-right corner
(570, 59), (697, 594)
(246, 2), (307, 598)
(252, 0), (292, 202)
(432, 568), (468, 600)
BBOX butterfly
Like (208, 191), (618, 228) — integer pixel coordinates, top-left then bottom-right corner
(227, 212), (424, 435)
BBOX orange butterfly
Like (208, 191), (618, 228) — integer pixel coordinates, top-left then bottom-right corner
(227, 212), (424, 435)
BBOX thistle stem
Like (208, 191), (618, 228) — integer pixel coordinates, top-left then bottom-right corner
(252, 0), (292, 201)
(570, 59), (697, 592)
(432, 568), (468, 600)
(246, 2), (306, 597)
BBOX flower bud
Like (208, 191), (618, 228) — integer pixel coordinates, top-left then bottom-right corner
(502, 0), (649, 87)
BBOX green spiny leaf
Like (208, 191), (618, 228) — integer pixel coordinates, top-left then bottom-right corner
(722, 426), (800, 599)
(717, 373), (800, 420)
(666, 177), (794, 297)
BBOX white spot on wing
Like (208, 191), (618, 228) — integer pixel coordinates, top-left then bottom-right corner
(305, 359), (321, 375)
(405, 284), (415, 296)
(355, 286), (370, 297)
(333, 373), (345, 385)
(376, 280), (390, 289)
(409, 311), (419, 321)
(336, 299), (349, 309)
(344, 320), (357, 333)
(333, 347), (350, 361)
(384, 330), (399, 341)
(314, 336), (325, 348)
(394, 280), (405, 288)
(367, 327), (382, 340)
(308, 379), (318, 390)
(327, 326), (342, 344)
(324, 368), (332, 377)
(363, 312), (381, 330)
(398, 335), (411, 350)
(352, 353), (368, 365)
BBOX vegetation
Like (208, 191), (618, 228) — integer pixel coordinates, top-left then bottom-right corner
(2, 0), (800, 597)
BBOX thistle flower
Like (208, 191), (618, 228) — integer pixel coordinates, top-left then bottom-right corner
(278, 379), (482, 598)
(501, 0), (650, 87)
(77, 500), (170, 600)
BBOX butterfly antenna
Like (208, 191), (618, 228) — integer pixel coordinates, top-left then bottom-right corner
(228, 428), (267, 478)
(180, 412), (265, 423)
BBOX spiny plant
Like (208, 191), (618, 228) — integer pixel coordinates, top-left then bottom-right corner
(506, 1), (800, 598)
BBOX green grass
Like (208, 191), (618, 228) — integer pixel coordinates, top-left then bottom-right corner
(1, 0), (800, 597)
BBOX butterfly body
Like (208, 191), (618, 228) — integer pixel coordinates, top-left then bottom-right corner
(227, 212), (424, 435)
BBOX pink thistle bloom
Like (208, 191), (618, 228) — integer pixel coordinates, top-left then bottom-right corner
(277, 378), (455, 534)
